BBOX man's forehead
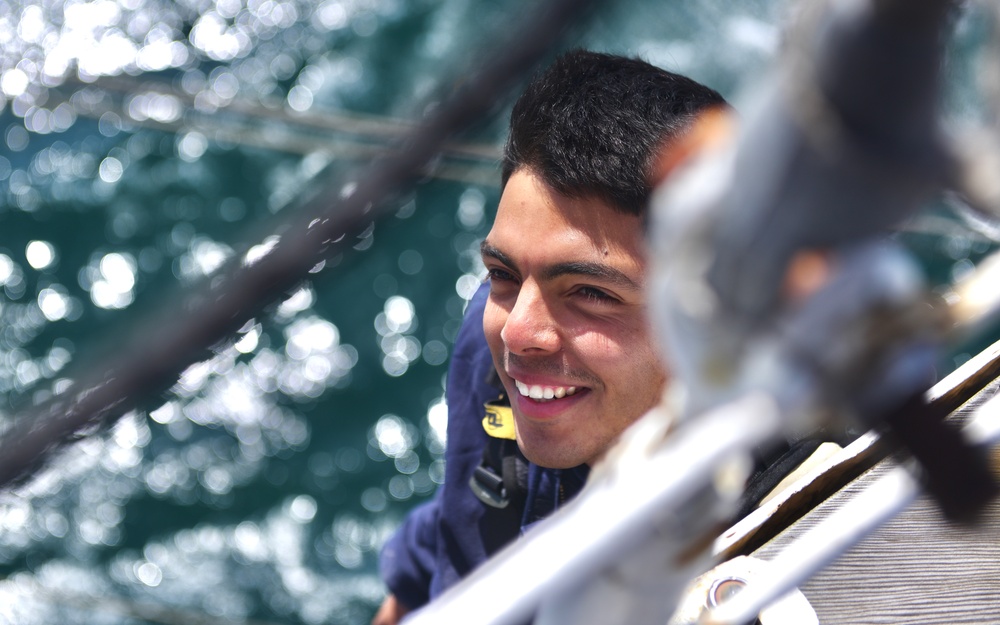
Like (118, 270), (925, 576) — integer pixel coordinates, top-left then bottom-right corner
(494, 171), (644, 237)
(486, 167), (646, 265)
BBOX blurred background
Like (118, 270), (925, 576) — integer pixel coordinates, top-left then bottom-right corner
(0, 0), (997, 623)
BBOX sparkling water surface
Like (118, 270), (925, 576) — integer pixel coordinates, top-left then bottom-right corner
(0, 1), (997, 623)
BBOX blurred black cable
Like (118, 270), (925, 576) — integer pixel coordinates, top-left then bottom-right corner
(0, 0), (601, 490)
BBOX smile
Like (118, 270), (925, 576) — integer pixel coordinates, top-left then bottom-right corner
(514, 379), (579, 402)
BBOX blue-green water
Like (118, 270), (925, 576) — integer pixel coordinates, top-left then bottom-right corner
(0, 1), (997, 623)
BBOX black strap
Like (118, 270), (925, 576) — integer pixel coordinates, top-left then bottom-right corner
(472, 437), (529, 555)
(733, 439), (822, 521)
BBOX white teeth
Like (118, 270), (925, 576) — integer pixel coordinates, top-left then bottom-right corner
(514, 380), (579, 402)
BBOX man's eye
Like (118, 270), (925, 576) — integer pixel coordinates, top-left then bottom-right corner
(577, 286), (617, 305)
(486, 267), (517, 283)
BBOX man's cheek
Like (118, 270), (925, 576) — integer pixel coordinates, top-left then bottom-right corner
(482, 305), (506, 346)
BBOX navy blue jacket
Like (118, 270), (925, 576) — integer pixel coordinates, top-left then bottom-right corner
(377, 284), (814, 613)
(378, 283), (588, 610)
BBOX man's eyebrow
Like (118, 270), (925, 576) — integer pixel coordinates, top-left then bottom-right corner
(480, 241), (518, 272)
(480, 241), (640, 291)
(543, 261), (641, 291)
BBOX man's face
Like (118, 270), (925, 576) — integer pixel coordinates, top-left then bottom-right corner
(481, 168), (668, 469)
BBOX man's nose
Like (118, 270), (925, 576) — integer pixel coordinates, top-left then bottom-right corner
(500, 282), (560, 355)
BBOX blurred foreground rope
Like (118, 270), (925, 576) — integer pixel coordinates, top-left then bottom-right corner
(0, 0), (601, 490)
(49, 73), (504, 186)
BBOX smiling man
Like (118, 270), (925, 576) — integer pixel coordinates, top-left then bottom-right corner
(373, 50), (727, 625)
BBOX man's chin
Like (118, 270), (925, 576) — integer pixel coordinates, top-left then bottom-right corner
(515, 436), (590, 469)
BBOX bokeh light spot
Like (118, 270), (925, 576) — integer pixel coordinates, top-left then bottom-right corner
(26, 240), (56, 270)
(91, 252), (137, 309)
(136, 562), (163, 587)
(38, 287), (71, 321)
(289, 495), (317, 523)
(98, 156), (123, 183)
(397, 249), (423, 275)
(0, 254), (17, 284)
(1, 68), (29, 97)
(178, 131), (208, 162)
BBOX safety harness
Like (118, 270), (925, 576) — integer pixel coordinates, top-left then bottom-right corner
(469, 398), (530, 555)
